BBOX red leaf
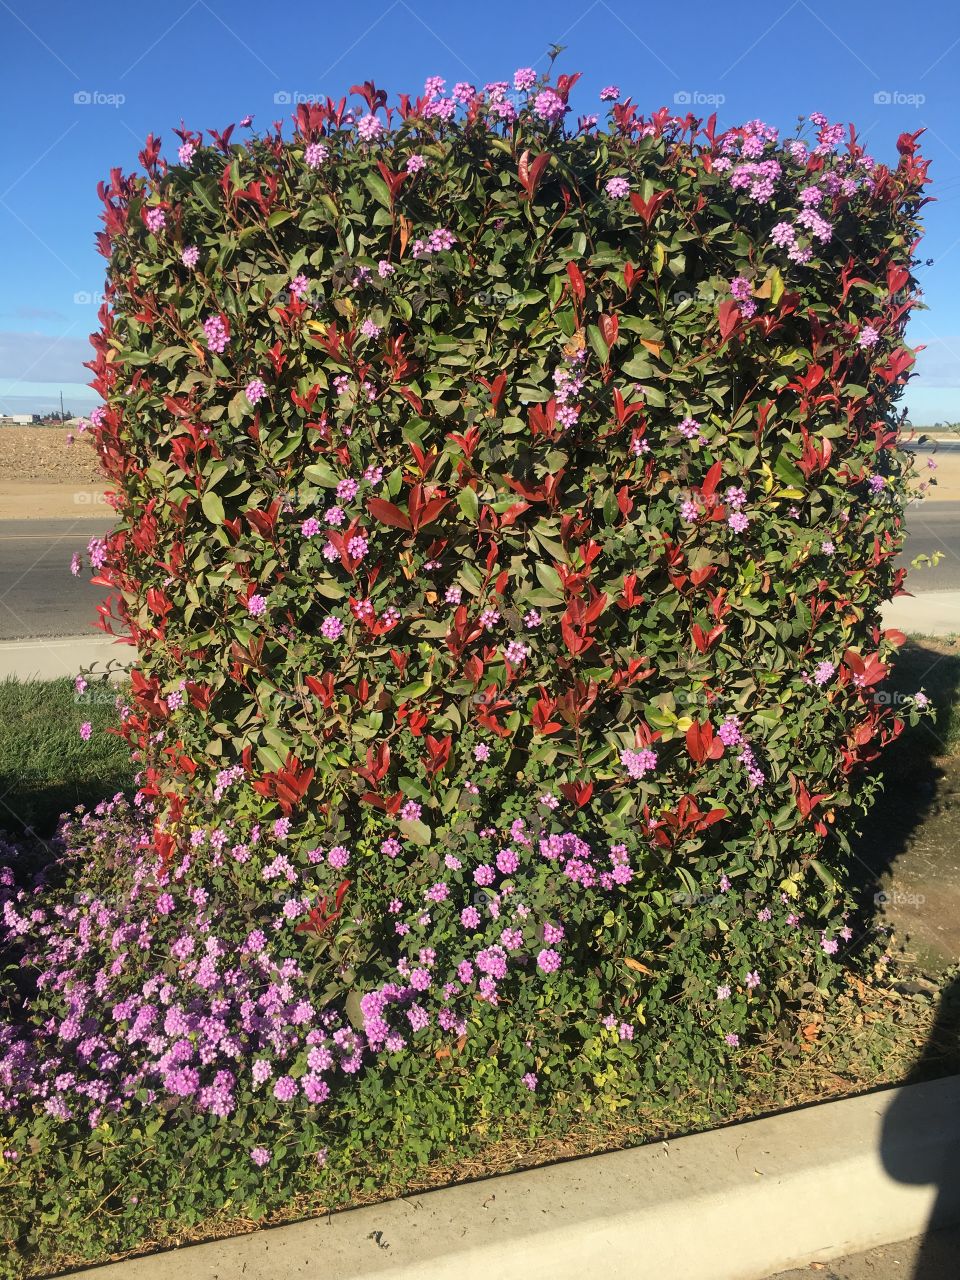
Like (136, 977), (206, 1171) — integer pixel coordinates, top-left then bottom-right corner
(366, 497), (412, 531)
(395, 386), (423, 414)
(701, 461), (723, 499)
(559, 781), (593, 808)
(717, 300), (742, 343)
(518, 149), (551, 200)
(686, 720), (716, 764)
(599, 312), (619, 349)
(565, 261), (586, 303)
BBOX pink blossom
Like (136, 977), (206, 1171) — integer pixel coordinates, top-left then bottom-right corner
(304, 142), (327, 169)
(202, 315), (229, 354)
(533, 89), (565, 122)
(858, 325), (880, 349)
(245, 378), (267, 406)
(356, 114), (383, 141)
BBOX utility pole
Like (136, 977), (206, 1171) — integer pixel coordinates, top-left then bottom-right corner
(60, 390), (65, 422)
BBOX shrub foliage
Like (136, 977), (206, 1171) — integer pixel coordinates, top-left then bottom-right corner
(0, 71), (933, 1271)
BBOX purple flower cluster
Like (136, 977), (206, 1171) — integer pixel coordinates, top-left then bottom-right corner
(411, 227), (457, 258)
(0, 802), (366, 1127)
(202, 315), (229, 354)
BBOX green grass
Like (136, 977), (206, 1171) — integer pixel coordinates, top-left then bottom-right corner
(0, 677), (135, 837)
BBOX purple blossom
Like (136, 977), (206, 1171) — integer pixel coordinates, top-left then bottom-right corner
(273, 1075), (297, 1101)
(202, 315), (229, 354)
(304, 142), (327, 169)
(536, 948), (562, 974)
(533, 89), (566, 122)
(859, 325), (880, 349)
(356, 114), (383, 142)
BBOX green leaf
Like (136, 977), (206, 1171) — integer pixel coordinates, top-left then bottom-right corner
(397, 818), (432, 846)
(587, 325), (609, 364)
(363, 173), (392, 209)
(200, 490), (225, 525)
(457, 487), (479, 521)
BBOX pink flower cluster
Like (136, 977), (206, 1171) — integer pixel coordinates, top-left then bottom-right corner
(411, 227), (457, 258)
(202, 315), (229, 354)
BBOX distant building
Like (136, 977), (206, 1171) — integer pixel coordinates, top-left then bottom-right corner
(1, 414), (41, 425)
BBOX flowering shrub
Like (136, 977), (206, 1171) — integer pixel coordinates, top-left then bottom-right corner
(0, 69), (935, 1270)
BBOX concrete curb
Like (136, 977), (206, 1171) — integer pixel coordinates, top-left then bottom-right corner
(71, 1075), (960, 1280)
(882, 592), (960, 637)
(0, 601), (956, 681)
(0, 635), (132, 682)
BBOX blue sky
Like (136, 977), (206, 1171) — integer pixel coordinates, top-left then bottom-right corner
(1, 0), (959, 422)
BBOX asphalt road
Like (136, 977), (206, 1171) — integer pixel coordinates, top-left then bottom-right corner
(0, 519), (110, 641)
(1, 504), (959, 641)
(902, 499), (960, 590)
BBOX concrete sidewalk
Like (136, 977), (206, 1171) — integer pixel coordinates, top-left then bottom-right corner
(0, 598), (957, 685)
(883, 591), (960, 637)
(72, 1074), (960, 1280)
(0, 634), (132, 681)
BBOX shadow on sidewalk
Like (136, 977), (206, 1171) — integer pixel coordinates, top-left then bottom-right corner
(880, 974), (960, 1279)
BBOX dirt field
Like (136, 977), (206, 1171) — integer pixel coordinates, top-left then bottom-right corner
(0, 427), (958, 520)
(0, 425), (107, 518)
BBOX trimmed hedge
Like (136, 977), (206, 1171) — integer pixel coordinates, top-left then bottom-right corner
(84, 74), (931, 1077)
(0, 71), (934, 1272)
